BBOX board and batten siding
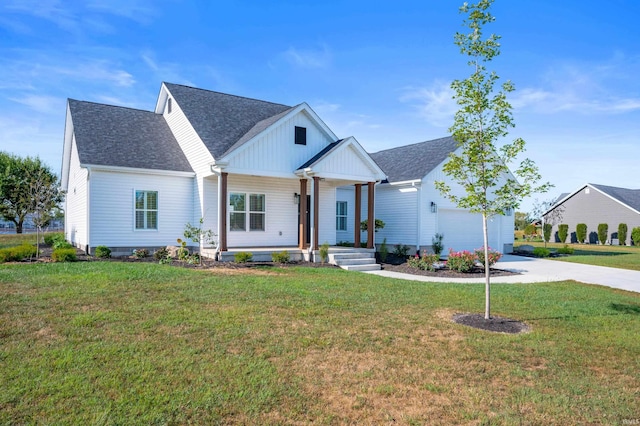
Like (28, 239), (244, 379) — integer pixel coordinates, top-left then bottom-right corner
(88, 170), (194, 253)
(65, 136), (88, 250)
(162, 94), (214, 175)
(225, 111), (335, 177)
(546, 187), (640, 245)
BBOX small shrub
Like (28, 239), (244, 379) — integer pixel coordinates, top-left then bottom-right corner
(632, 227), (640, 247)
(432, 233), (444, 256)
(319, 242), (330, 263)
(543, 223), (552, 243)
(379, 238), (388, 262)
(44, 232), (65, 246)
(52, 248), (77, 262)
(234, 251), (253, 263)
(393, 244), (410, 258)
(53, 240), (73, 249)
(407, 251), (440, 271)
(186, 253), (200, 265)
(95, 245), (111, 259)
(336, 241), (353, 247)
(360, 218), (385, 232)
(576, 223), (587, 244)
(176, 238), (189, 260)
(597, 223), (608, 245)
(446, 249), (476, 272)
(557, 244), (574, 255)
(524, 224), (537, 240)
(0, 244), (38, 262)
(533, 247), (551, 258)
(618, 223), (628, 246)
(474, 247), (502, 269)
(271, 250), (290, 263)
(133, 248), (149, 258)
(154, 247), (169, 261)
(558, 224), (569, 243)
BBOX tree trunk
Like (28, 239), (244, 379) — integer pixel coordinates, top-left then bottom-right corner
(15, 222), (23, 234)
(482, 213), (491, 319)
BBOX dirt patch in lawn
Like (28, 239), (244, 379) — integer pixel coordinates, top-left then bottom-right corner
(453, 313), (530, 334)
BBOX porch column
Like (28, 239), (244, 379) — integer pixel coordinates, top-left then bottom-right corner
(354, 184), (362, 248)
(219, 172), (228, 252)
(299, 179), (308, 249)
(367, 181), (375, 249)
(313, 176), (320, 250)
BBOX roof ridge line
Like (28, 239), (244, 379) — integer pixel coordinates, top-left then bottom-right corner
(163, 82), (292, 109)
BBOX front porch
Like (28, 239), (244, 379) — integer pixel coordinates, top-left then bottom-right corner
(202, 246), (380, 271)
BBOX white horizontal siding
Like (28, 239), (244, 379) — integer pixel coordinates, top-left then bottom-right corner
(336, 187), (355, 243)
(65, 136), (88, 249)
(317, 182), (337, 246)
(375, 184), (418, 246)
(226, 111), (334, 176)
(163, 93), (214, 175)
(88, 170), (194, 249)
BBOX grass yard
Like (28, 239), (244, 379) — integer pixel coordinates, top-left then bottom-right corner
(1, 261), (639, 424)
(515, 241), (640, 271)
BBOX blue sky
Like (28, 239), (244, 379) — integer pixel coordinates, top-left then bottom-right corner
(1, 0), (639, 213)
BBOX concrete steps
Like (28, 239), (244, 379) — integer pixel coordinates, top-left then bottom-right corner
(330, 249), (380, 272)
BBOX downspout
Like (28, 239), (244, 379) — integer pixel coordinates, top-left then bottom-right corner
(415, 181), (421, 254)
(86, 167), (91, 255)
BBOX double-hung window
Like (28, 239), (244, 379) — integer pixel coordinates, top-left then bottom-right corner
(336, 201), (347, 231)
(230, 193), (266, 231)
(135, 190), (158, 230)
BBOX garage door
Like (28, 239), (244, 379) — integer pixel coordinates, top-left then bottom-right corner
(438, 209), (498, 253)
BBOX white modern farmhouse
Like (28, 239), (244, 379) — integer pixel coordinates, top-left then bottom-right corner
(61, 82), (514, 264)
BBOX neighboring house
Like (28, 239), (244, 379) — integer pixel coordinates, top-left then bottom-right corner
(543, 183), (640, 245)
(61, 82), (516, 260)
(61, 82), (385, 259)
(336, 137), (515, 254)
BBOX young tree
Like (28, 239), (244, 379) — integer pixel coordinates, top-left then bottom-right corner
(28, 167), (64, 258)
(435, 0), (551, 319)
(0, 152), (61, 234)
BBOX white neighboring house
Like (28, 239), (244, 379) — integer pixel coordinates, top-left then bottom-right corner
(352, 137), (514, 255)
(61, 82), (385, 260)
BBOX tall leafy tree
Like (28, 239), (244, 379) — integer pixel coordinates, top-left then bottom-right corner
(435, 0), (550, 319)
(0, 152), (61, 234)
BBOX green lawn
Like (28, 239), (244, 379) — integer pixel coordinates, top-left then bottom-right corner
(1, 261), (639, 424)
(515, 241), (640, 271)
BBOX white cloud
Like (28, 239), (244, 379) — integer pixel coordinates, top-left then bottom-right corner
(87, 0), (159, 25)
(282, 44), (332, 69)
(400, 81), (457, 127)
(8, 95), (62, 114)
(141, 51), (195, 86)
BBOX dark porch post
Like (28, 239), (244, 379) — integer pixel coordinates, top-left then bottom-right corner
(299, 179), (308, 249)
(367, 181), (375, 249)
(313, 176), (320, 250)
(220, 172), (228, 251)
(354, 184), (362, 248)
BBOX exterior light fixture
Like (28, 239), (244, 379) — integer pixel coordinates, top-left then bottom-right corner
(294, 193), (300, 204)
(430, 202), (437, 213)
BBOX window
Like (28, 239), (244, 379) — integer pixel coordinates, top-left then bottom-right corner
(229, 193), (246, 231)
(230, 193), (266, 231)
(167, 98), (172, 114)
(135, 190), (158, 230)
(295, 126), (306, 145)
(336, 201), (347, 231)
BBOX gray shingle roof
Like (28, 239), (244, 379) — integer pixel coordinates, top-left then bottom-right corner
(68, 99), (193, 173)
(590, 183), (640, 212)
(369, 136), (458, 183)
(164, 83), (295, 158)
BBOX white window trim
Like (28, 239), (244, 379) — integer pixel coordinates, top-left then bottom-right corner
(134, 189), (159, 231)
(229, 192), (267, 232)
(336, 201), (348, 231)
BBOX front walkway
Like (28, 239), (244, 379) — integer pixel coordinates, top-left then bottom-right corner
(365, 254), (640, 293)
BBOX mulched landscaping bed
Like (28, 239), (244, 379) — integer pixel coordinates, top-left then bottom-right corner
(379, 253), (518, 278)
(453, 313), (530, 334)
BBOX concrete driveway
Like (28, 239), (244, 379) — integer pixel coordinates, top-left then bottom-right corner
(366, 254), (640, 293)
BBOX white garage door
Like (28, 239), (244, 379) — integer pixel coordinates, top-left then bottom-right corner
(438, 209), (499, 253)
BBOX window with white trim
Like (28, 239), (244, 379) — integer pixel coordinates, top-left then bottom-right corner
(229, 193), (266, 231)
(135, 190), (158, 230)
(336, 201), (347, 231)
